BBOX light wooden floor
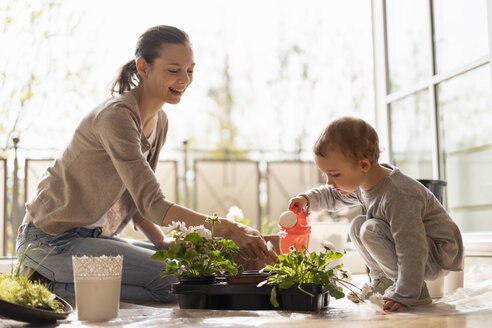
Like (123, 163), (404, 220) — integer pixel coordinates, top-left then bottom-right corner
(55, 297), (492, 328)
(2, 257), (492, 327)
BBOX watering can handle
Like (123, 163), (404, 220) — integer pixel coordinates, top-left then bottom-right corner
(291, 205), (308, 227)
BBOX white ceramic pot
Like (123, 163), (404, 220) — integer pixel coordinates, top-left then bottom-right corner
(72, 255), (123, 322)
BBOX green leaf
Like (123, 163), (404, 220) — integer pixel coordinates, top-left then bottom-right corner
(184, 248), (199, 260)
(270, 287), (279, 308)
(278, 281), (294, 290)
(152, 221), (250, 279)
(167, 260), (178, 269)
(297, 284), (315, 297)
(257, 279), (268, 287)
(151, 250), (168, 261)
(184, 232), (204, 244)
(208, 250), (221, 259)
(260, 247), (347, 307)
(325, 282), (345, 299)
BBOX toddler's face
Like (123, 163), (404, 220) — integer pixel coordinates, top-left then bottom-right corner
(314, 151), (367, 195)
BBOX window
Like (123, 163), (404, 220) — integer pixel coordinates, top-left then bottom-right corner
(438, 66), (492, 231)
(374, 0), (491, 233)
(433, 0), (489, 73)
(386, 0), (431, 92)
(389, 90), (433, 179)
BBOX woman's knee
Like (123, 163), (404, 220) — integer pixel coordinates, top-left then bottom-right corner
(121, 258), (178, 302)
(128, 274), (178, 303)
(150, 275), (179, 302)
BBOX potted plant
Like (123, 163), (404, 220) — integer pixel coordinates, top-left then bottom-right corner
(0, 245), (72, 323)
(258, 244), (358, 310)
(151, 214), (243, 283)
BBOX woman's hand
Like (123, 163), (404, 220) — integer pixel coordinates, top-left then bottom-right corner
(288, 196), (309, 215)
(161, 204), (277, 262)
(383, 300), (405, 312)
(155, 235), (195, 250)
(137, 219), (168, 249)
(217, 218), (277, 263)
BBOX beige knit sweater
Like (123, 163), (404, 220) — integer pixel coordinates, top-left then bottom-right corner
(26, 89), (174, 236)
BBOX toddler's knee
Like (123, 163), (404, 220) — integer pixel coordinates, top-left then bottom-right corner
(359, 219), (390, 244)
(349, 215), (366, 240)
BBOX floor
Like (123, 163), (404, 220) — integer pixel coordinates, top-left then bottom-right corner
(2, 257), (492, 328)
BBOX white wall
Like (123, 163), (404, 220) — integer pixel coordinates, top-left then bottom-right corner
(489, 0), (492, 93)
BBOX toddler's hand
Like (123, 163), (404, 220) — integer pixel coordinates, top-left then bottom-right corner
(288, 196), (309, 215)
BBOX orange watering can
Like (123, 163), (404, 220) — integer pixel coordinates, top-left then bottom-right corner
(278, 205), (311, 254)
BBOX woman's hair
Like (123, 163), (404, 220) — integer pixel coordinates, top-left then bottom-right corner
(110, 25), (190, 95)
(313, 117), (380, 164)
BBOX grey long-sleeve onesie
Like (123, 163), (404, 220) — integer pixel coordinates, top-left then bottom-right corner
(301, 163), (463, 306)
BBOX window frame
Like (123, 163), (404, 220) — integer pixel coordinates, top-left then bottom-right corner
(373, 0), (490, 178)
(372, 0), (492, 232)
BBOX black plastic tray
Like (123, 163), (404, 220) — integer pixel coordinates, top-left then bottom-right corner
(0, 296), (72, 324)
(171, 280), (329, 312)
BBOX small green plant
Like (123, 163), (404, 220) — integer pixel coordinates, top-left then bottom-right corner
(151, 214), (244, 277)
(0, 244), (62, 312)
(258, 245), (358, 307)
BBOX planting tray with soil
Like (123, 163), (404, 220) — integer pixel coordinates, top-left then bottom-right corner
(172, 277), (329, 312)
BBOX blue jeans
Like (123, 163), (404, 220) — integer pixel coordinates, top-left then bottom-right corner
(16, 222), (177, 303)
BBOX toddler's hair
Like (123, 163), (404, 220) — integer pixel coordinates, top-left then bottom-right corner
(313, 117), (380, 164)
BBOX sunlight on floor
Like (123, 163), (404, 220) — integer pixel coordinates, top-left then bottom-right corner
(1, 257), (492, 327)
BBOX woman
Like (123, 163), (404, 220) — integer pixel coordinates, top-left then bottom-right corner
(16, 25), (274, 302)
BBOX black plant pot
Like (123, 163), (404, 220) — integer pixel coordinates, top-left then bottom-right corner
(278, 284), (329, 312)
(178, 275), (216, 285)
(171, 281), (330, 311)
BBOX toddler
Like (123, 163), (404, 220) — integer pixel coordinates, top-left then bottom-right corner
(289, 117), (463, 312)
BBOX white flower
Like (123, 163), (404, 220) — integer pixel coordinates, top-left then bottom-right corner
(278, 230), (287, 239)
(226, 206), (244, 221)
(336, 269), (352, 282)
(189, 225), (212, 240)
(164, 236), (176, 244)
(167, 221), (188, 233)
(266, 241), (274, 252)
(178, 263), (186, 275)
(322, 241), (336, 252)
(359, 283), (373, 300)
(167, 221), (191, 238)
(367, 292), (383, 307)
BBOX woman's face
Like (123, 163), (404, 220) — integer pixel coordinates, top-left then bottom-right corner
(143, 43), (195, 105)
